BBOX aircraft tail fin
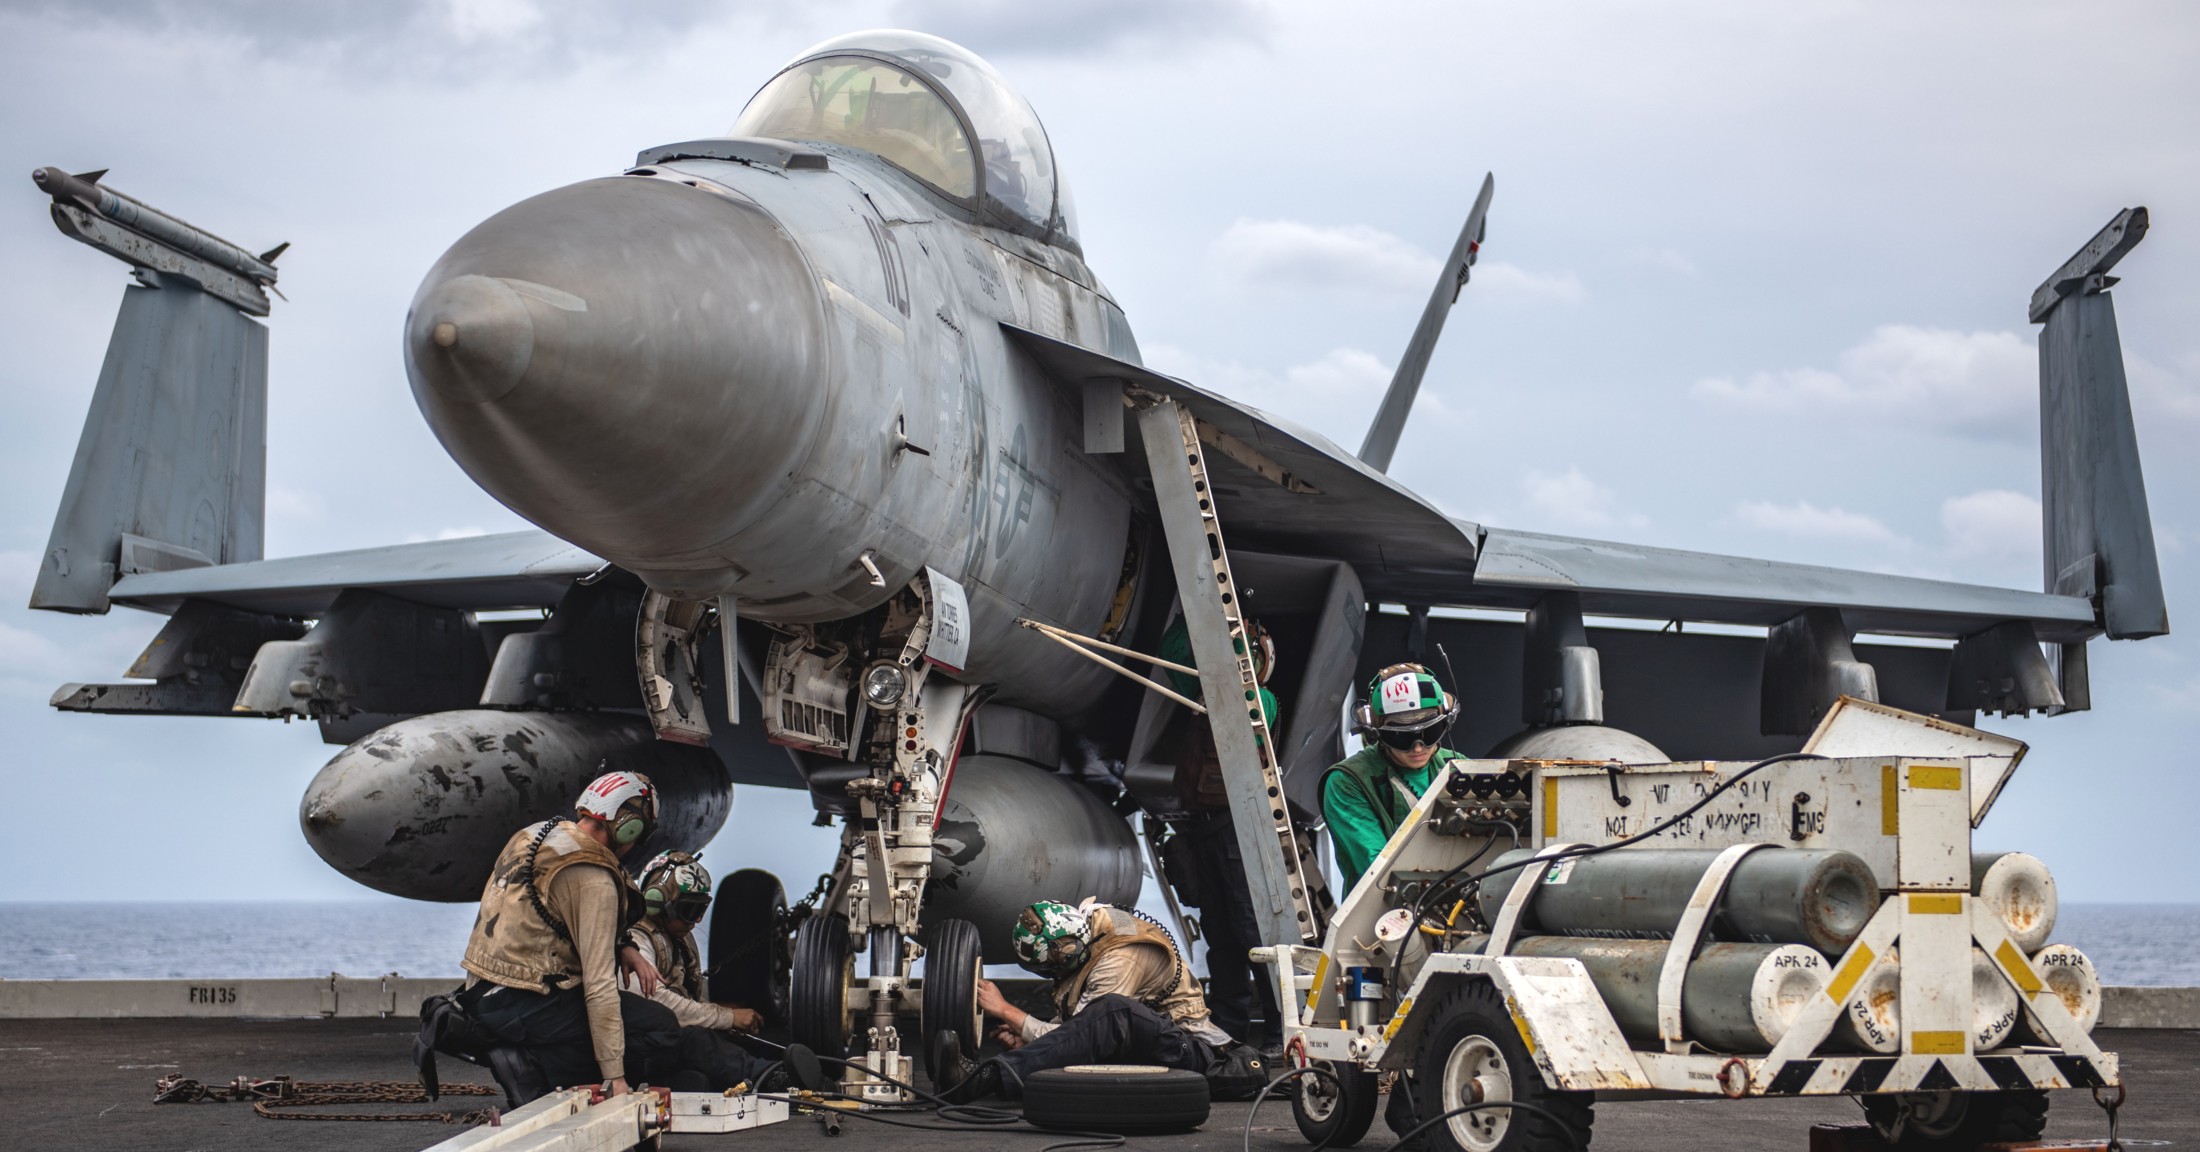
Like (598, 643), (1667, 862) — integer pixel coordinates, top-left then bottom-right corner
(2031, 207), (2167, 641)
(31, 271), (268, 614)
(1357, 173), (1493, 473)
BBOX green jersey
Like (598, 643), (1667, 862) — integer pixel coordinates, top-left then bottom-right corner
(1320, 745), (1467, 892)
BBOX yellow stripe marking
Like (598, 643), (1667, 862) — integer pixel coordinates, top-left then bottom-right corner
(1880, 764), (1899, 835)
(1827, 943), (1875, 1004)
(1908, 893), (1964, 915)
(1508, 997), (1538, 1055)
(1383, 998), (1414, 1043)
(1996, 939), (2044, 996)
(1910, 1030), (1966, 1055)
(1542, 776), (1559, 839)
(1307, 954), (1330, 1014)
(1907, 764), (1963, 791)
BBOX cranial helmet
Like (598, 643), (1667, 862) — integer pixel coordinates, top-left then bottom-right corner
(575, 767), (657, 848)
(1012, 899), (1098, 977)
(639, 850), (713, 923)
(1353, 663), (1458, 750)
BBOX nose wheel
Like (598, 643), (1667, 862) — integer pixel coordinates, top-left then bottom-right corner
(920, 918), (985, 1077)
(708, 868), (792, 1026)
(790, 913), (853, 1059)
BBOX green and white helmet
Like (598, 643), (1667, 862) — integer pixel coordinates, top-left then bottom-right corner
(1354, 663), (1457, 743)
(1012, 899), (1097, 976)
(639, 850), (713, 923)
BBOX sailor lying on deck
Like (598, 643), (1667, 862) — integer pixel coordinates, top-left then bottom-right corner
(617, 850), (764, 1035)
(930, 898), (1268, 1103)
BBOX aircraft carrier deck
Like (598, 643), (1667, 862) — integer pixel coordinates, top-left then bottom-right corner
(1, 1017), (2190, 1152)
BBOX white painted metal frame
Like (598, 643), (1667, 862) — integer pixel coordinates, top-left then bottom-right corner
(1656, 842), (1766, 1052)
(1262, 743), (2122, 1102)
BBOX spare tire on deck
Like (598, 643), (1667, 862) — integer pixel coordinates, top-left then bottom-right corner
(1021, 1065), (1209, 1135)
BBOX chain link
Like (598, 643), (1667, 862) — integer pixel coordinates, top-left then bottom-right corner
(2093, 1082), (2126, 1151)
(154, 1074), (499, 1124)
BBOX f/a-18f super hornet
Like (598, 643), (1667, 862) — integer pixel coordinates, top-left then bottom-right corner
(29, 30), (2165, 1085)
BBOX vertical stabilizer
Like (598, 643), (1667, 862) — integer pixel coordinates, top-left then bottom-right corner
(31, 283), (267, 613)
(2031, 208), (2167, 640)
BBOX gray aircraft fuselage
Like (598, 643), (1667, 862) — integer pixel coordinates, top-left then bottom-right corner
(407, 141), (1140, 721)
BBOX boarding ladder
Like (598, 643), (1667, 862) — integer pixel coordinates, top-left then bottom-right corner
(1133, 398), (1334, 946)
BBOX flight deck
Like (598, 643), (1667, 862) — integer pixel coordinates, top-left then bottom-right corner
(1, 1016), (2190, 1152)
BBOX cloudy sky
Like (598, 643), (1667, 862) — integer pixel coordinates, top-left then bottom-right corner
(3, 1), (2196, 905)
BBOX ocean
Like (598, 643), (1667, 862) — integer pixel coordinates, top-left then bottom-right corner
(3, 901), (2198, 985)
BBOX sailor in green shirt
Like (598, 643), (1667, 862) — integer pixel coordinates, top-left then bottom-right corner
(1320, 664), (1466, 893)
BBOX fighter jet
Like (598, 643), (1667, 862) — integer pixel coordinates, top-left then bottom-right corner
(27, 30), (2165, 1076)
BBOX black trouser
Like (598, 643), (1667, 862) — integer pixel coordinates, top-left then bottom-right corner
(1186, 814), (1282, 1046)
(995, 994), (1220, 1096)
(467, 984), (771, 1093)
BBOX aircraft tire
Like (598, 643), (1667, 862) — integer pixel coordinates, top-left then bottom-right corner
(920, 918), (984, 1077)
(1021, 1066), (1210, 1135)
(706, 868), (789, 1025)
(790, 913), (853, 1059)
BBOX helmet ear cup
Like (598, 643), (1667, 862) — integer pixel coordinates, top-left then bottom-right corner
(645, 885), (668, 914)
(614, 814), (648, 845)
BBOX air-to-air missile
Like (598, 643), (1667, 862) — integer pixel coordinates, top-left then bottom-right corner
(34, 165), (283, 315)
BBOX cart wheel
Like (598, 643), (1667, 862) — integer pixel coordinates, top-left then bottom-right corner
(1022, 1065), (1210, 1135)
(1293, 1060), (1380, 1147)
(1860, 1090), (2048, 1146)
(920, 918), (983, 1078)
(790, 913), (853, 1059)
(1413, 981), (1592, 1152)
(707, 869), (790, 1025)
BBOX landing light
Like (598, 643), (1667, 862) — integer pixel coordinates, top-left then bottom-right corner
(864, 663), (908, 708)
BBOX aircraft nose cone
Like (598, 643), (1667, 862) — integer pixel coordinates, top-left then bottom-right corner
(407, 275), (537, 404)
(405, 175), (831, 577)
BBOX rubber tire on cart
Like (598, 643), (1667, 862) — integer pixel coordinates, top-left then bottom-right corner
(790, 913), (853, 1059)
(707, 868), (791, 1025)
(919, 918), (984, 1079)
(1292, 1060), (1380, 1147)
(1413, 981), (1593, 1152)
(1860, 1089), (2049, 1147)
(1021, 1065), (1211, 1135)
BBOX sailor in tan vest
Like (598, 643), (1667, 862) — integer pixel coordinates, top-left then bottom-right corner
(618, 851), (762, 1034)
(932, 898), (1268, 1102)
(457, 769), (660, 1100)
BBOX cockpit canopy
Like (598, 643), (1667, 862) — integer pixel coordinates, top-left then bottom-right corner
(734, 30), (1077, 248)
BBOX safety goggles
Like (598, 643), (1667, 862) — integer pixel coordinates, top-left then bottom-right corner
(670, 896), (712, 923)
(1375, 716), (1453, 752)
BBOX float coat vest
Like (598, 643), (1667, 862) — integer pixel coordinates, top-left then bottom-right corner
(1052, 906), (1213, 1030)
(632, 918), (705, 1001)
(462, 820), (635, 994)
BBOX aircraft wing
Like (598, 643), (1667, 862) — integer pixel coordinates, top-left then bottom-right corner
(1006, 325), (2100, 643)
(103, 530), (602, 617)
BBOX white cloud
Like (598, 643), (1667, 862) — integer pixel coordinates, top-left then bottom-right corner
(1212, 218), (1438, 296)
(1693, 325), (2036, 441)
(1474, 261), (1588, 304)
(889, 0), (1268, 57)
(1940, 488), (2040, 577)
(1734, 500), (1905, 545)
(1210, 219), (1583, 304)
(1521, 466), (1645, 531)
(1144, 344), (1433, 446)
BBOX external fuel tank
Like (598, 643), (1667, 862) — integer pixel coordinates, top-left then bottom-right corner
(923, 754), (1143, 961)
